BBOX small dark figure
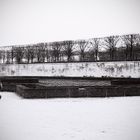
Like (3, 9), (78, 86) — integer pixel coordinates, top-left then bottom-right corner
(0, 95), (1, 99)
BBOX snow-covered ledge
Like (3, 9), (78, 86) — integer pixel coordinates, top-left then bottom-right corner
(0, 61), (140, 78)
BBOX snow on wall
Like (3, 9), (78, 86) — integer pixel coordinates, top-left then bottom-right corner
(0, 61), (140, 78)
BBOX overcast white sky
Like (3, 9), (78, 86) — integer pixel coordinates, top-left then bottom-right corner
(0, 0), (140, 46)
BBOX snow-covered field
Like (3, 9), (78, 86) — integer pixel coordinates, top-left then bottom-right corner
(0, 92), (140, 140)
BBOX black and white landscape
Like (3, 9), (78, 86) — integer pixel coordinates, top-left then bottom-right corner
(0, 0), (140, 140)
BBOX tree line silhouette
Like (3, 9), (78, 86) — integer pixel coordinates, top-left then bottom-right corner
(0, 34), (140, 64)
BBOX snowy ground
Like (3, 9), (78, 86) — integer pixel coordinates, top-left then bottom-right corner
(0, 92), (140, 140)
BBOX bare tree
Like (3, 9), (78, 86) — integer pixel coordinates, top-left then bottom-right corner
(104, 36), (119, 60)
(35, 45), (41, 63)
(6, 50), (11, 63)
(24, 45), (36, 63)
(14, 47), (24, 64)
(51, 42), (62, 62)
(77, 40), (89, 61)
(35, 43), (46, 63)
(25, 46), (30, 63)
(62, 40), (75, 62)
(90, 38), (100, 61)
(0, 50), (4, 63)
(1, 50), (6, 63)
(44, 43), (51, 62)
(11, 46), (15, 63)
(122, 34), (139, 60)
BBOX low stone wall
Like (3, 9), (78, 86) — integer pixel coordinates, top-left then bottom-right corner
(16, 85), (46, 98)
(0, 61), (140, 78)
(0, 77), (39, 92)
(111, 79), (140, 85)
(0, 77), (38, 83)
(16, 84), (140, 98)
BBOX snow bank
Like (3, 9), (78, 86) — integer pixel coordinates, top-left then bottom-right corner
(0, 92), (140, 140)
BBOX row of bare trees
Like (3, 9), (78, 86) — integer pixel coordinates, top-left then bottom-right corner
(0, 34), (140, 64)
